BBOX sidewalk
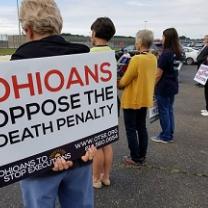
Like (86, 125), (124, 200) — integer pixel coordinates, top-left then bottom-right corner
(0, 55), (11, 61)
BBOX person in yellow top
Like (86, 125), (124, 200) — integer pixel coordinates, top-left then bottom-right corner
(90, 17), (116, 189)
(118, 29), (157, 166)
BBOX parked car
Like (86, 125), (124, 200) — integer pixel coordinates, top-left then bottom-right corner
(115, 42), (162, 60)
(115, 45), (138, 60)
(116, 42), (185, 61)
(183, 46), (199, 65)
(192, 42), (203, 51)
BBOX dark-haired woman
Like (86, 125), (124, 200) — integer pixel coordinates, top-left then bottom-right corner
(151, 28), (182, 143)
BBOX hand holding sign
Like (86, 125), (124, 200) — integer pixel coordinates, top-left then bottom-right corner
(52, 144), (96, 171)
(0, 52), (118, 187)
(81, 145), (97, 162)
(194, 64), (208, 85)
(52, 158), (73, 172)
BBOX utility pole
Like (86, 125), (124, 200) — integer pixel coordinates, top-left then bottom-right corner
(17, 0), (21, 47)
(17, 0), (21, 35)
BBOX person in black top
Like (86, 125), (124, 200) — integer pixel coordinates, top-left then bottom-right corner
(11, 0), (96, 207)
(196, 35), (208, 87)
(197, 35), (208, 69)
(195, 35), (208, 115)
(151, 28), (182, 143)
(201, 56), (208, 116)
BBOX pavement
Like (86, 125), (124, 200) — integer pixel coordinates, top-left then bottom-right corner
(0, 65), (208, 208)
(0, 55), (11, 61)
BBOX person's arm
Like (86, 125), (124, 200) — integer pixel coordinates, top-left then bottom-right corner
(197, 47), (208, 64)
(155, 52), (168, 85)
(118, 56), (138, 89)
(155, 68), (163, 85)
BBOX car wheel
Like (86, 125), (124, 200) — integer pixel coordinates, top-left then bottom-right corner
(186, 57), (194, 65)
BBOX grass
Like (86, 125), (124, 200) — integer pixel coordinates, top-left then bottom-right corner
(0, 48), (16, 55)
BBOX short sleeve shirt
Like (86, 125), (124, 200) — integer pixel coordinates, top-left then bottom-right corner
(156, 49), (179, 96)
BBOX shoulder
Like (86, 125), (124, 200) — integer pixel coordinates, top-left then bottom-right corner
(90, 46), (112, 52)
(90, 47), (98, 52)
(67, 42), (90, 53)
(132, 53), (156, 61)
(129, 55), (140, 64)
(205, 46), (208, 52)
(11, 41), (37, 60)
(159, 49), (174, 61)
(161, 49), (173, 57)
(11, 36), (90, 60)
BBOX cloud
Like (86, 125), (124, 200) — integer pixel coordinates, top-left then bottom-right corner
(125, 1), (152, 7)
(0, 6), (19, 34)
(0, 0), (207, 38)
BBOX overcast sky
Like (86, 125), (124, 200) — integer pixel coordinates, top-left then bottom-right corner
(0, 0), (207, 39)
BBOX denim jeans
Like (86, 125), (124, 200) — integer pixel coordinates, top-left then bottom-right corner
(123, 108), (148, 162)
(20, 165), (93, 208)
(156, 95), (175, 141)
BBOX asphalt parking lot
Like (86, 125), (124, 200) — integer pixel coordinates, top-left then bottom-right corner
(0, 65), (207, 208)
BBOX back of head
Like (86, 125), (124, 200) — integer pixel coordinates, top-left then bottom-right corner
(20, 0), (63, 35)
(136, 30), (154, 49)
(163, 28), (181, 57)
(204, 35), (208, 45)
(91, 17), (116, 41)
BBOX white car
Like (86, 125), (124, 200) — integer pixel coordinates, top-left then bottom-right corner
(183, 47), (199, 65)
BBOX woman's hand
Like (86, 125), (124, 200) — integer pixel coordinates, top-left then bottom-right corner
(155, 68), (163, 85)
(52, 158), (73, 172)
(52, 145), (97, 171)
(81, 145), (97, 162)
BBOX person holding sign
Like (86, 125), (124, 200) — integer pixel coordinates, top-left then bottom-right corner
(90, 17), (116, 188)
(11, 0), (96, 207)
(197, 35), (208, 70)
(196, 35), (208, 88)
(201, 57), (208, 116)
(196, 35), (208, 116)
(118, 30), (157, 166)
(151, 28), (182, 144)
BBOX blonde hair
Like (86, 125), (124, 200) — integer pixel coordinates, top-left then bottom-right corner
(20, 0), (63, 35)
(136, 30), (154, 49)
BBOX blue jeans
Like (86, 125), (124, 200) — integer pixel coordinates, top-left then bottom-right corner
(123, 108), (148, 162)
(20, 165), (93, 208)
(156, 95), (175, 141)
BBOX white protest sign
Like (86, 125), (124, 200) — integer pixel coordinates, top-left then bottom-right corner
(149, 99), (159, 123)
(194, 64), (208, 85)
(0, 51), (118, 187)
